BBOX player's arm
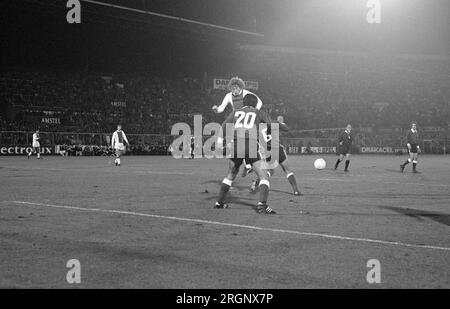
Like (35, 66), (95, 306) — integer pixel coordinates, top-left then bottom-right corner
(111, 132), (116, 148)
(416, 133), (420, 152)
(213, 93), (232, 113)
(406, 132), (412, 150)
(243, 90), (263, 110)
(338, 132), (344, 145)
(122, 132), (130, 145)
(258, 109), (272, 125)
(217, 111), (235, 145)
(255, 96), (263, 110)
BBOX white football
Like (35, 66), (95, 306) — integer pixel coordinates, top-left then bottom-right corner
(314, 158), (326, 170)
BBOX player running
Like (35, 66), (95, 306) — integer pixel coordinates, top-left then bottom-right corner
(111, 124), (129, 166)
(400, 121), (420, 173)
(215, 93), (284, 214)
(212, 77), (263, 176)
(27, 129), (42, 159)
(249, 116), (301, 196)
(334, 124), (353, 172)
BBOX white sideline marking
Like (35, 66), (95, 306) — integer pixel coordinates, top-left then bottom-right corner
(6, 201), (450, 252)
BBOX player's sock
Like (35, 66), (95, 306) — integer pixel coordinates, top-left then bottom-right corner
(218, 178), (232, 203)
(117, 158), (121, 165)
(250, 178), (259, 192)
(403, 158), (411, 166)
(286, 172), (299, 193)
(258, 179), (270, 204)
(334, 159), (341, 169)
(37, 153), (41, 159)
(344, 160), (350, 171)
(412, 161), (417, 172)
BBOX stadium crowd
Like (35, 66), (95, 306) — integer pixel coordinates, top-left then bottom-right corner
(1, 49), (449, 144)
(237, 47), (450, 130)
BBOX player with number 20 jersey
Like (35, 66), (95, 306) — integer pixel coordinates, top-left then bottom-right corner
(215, 94), (278, 215)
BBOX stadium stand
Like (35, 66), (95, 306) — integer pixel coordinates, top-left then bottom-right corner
(1, 48), (449, 154)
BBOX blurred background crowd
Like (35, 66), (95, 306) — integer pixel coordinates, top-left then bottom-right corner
(1, 0), (449, 154)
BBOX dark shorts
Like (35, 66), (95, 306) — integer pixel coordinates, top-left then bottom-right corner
(230, 140), (261, 167)
(265, 144), (287, 164)
(409, 144), (419, 154)
(337, 144), (351, 155)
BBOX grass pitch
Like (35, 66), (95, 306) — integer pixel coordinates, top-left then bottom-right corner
(0, 154), (449, 288)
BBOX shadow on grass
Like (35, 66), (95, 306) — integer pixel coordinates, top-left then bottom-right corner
(381, 206), (450, 227)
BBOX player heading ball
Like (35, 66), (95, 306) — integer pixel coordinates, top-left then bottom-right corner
(212, 77), (263, 114)
(215, 93), (288, 214)
(170, 95), (281, 165)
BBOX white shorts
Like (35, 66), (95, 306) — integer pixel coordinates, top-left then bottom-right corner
(115, 143), (125, 151)
(32, 142), (40, 148)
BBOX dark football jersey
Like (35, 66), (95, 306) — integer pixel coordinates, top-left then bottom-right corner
(222, 106), (272, 144)
(407, 130), (419, 145)
(338, 130), (353, 147)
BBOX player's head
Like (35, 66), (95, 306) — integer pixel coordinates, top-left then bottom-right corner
(346, 124), (352, 132)
(117, 124), (122, 131)
(228, 77), (245, 96)
(243, 93), (258, 108)
(411, 121), (417, 130)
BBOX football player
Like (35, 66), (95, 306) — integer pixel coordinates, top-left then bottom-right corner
(400, 121), (420, 173)
(212, 77), (263, 113)
(212, 77), (263, 176)
(27, 129), (42, 159)
(215, 93), (285, 214)
(249, 116), (301, 196)
(111, 124), (129, 166)
(334, 124), (353, 172)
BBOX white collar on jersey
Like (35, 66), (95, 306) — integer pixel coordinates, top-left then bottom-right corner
(411, 129), (417, 133)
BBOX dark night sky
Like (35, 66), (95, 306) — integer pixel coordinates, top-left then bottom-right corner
(1, 0), (449, 72)
(99, 0), (450, 54)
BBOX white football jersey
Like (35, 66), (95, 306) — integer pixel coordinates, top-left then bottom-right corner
(112, 130), (129, 150)
(216, 89), (263, 113)
(32, 133), (39, 143)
